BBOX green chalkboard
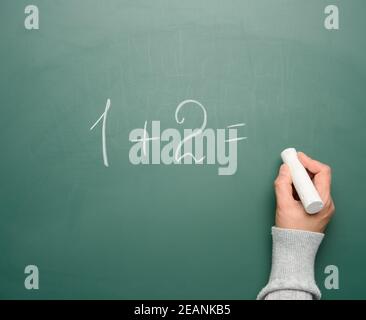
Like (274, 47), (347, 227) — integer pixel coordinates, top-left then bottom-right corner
(1, 0), (365, 299)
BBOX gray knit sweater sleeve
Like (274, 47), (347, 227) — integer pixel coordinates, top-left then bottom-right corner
(257, 227), (324, 300)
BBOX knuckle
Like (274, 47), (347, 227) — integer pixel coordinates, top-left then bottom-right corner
(324, 200), (335, 217)
(323, 164), (332, 174)
(274, 178), (283, 188)
(330, 202), (336, 213)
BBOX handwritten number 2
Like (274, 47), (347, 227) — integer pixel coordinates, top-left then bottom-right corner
(174, 99), (207, 163)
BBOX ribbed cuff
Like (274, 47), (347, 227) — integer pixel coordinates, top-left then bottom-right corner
(257, 227), (324, 300)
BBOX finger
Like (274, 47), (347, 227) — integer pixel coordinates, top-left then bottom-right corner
(274, 164), (295, 205)
(298, 152), (326, 175)
(298, 152), (332, 200)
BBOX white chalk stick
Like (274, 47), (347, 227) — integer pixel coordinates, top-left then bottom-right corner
(281, 148), (324, 214)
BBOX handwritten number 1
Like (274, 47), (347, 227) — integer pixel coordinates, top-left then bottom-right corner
(90, 99), (111, 167)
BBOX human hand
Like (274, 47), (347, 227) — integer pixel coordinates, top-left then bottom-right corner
(274, 152), (335, 233)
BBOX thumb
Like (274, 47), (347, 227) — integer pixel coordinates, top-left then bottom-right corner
(274, 164), (295, 206)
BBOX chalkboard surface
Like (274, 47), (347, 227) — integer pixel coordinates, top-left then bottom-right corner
(1, 0), (365, 299)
